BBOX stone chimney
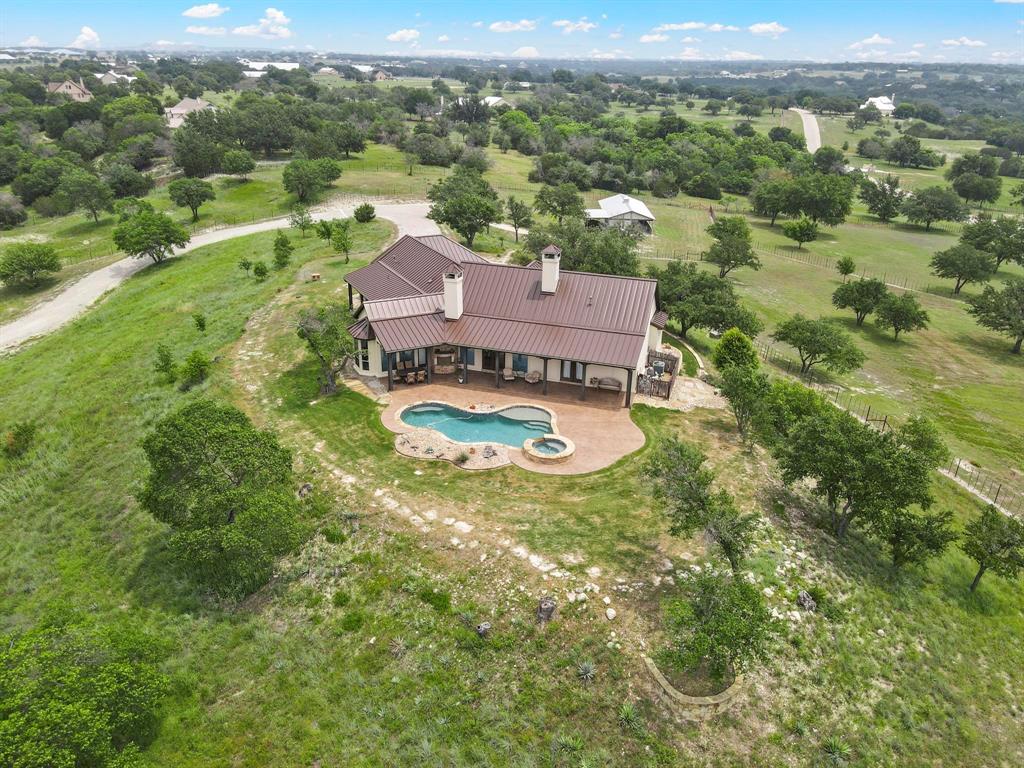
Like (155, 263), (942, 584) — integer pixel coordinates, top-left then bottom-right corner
(540, 244), (561, 295)
(443, 269), (464, 320)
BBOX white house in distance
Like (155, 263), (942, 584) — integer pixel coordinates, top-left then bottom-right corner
(585, 194), (656, 234)
(165, 96), (215, 129)
(99, 70), (136, 86)
(862, 94), (896, 116)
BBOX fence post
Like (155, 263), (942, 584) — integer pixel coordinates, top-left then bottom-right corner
(993, 485), (1001, 505)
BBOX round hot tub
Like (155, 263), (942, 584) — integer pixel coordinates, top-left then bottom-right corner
(523, 434), (576, 464)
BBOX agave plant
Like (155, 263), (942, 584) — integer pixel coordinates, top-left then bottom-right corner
(822, 736), (852, 766)
(389, 637), (407, 658)
(617, 701), (644, 734)
(575, 659), (597, 685)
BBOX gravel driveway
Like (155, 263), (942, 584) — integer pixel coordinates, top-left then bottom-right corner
(0, 202), (439, 354)
(790, 108), (822, 153)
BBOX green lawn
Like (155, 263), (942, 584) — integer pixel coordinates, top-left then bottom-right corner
(4, 219), (1021, 765)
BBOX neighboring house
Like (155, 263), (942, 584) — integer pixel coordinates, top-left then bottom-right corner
(99, 70), (137, 86)
(317, 66), (338, 76)
(862, 94), (896, 116)
(369, 68), (392, 81)
(585, 194), (656, 234)
(351, 64), (374, 74)
(239, 59), (301, 71)
(344, 236), (666, 407)
(480, 95), (508, 108)
(46, 78), (92, 102)
(242, 70), (266, 79)
(165, 96), (215, 129)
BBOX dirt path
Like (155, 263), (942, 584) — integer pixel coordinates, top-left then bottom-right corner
(790, 108), (822, 153)
(0, 201), (439, 354)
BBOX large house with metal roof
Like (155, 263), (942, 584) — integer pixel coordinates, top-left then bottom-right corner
(344, 235), (668, 407)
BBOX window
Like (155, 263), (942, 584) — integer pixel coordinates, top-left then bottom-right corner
(357, 339), (370, 371)
(561, 360), (584, 383)
(464, 348), (476, 365)
(512, 354), (528, 373)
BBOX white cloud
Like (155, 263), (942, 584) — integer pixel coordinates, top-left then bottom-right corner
(891, 50), (922, 58)
(183, 3), (229, 18)
(912, 42), (926, 48)
(154, 40), (178, 47)
(512, 46), (540, 58)
(660, 22), (733, 32)
(848, 33), (893, 49)
(386, 28), (420, 42)
(489, 19), (536, 32)
(640, 33), (670, 43)
(991, 50), (1022, 60)
(655, 22), (707, 31)
(674, 47), (702, 60)
(588, 48), (628, 60)
(722, 50), (763, 60)
(942, 36), (986, 47)
(854, 49), (889, 60)
(233, 7), (292, 38)
(553, 17), (597, 34)
(20, 35), (44, 46)
(994, 0), (1024, 3)
(681, 36), (701, 43)
(69, 26), (100, 48)
(471, 21), (483, 28)
(608, 30), (623, 40)
(437, 34), (450, 42)
(748, 21), (789, 38)
(186, 25), (225, 35)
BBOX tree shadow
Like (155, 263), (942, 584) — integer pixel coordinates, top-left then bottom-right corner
(126, 532), (207, 615)
(56, 217), (114, 237)
(0, 276), (60, 301)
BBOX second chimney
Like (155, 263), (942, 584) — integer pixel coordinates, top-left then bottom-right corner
(541, 244), (561, 294)
(443, 269), (464, 320)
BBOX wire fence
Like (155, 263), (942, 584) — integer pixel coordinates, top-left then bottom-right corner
(749, 339), (1024, 516)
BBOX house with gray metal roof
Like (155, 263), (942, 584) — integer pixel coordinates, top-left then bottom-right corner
(345, 235), (668, 407)
(585, 194), (655, 234)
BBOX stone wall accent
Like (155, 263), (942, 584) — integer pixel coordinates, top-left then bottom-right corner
(642, 655), (744, 721)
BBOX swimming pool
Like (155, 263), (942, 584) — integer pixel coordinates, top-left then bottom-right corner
(400, 402), (552, 447)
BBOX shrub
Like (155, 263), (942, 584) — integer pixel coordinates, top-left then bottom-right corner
(617, 701), (644, 734)
(238, 257), (253, 276)
(3, 420), (37, 458)
(0, 192), (28, 229)
(0, 243), (61, 288)
(192, 311), (206, 332)
(273, 231), (294, 270)
(322, 524), (347, 545)
(339, 610), (365, 632)
(417, 586), (452, 613)
(32, 194), (74, 219)
(178, 349), (211, 390)
(253, 260), (269, 281)
(332, 591), (351, 608)
(153, 343), (176, 382)
(353, 202), (376, 223)
(454, 451), (470, 465)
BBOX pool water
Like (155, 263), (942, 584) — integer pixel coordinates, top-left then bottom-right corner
(401, 402), (552, 447)
(533, 439), (568, 455)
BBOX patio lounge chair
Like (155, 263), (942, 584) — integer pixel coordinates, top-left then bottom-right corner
(502, 368), (515, 382)
(405, 371), (416, 385)
(416, 370), (426, 383)
(524, 371), (542, 384)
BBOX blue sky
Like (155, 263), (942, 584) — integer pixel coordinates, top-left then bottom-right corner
(2, 1), (1022, 63)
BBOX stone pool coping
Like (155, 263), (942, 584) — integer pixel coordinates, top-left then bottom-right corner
(380, 384), (646, 475)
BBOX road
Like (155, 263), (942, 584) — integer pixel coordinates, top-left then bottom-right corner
(790, 108), (822, 153)
(0, 201), (439, 354)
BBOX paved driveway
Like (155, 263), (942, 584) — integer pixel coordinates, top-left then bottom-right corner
(790, 108), (822, 153)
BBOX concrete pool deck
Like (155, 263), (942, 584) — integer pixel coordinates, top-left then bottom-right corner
(380, 382), (646, 475)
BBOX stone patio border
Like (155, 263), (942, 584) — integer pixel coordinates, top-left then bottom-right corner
(643, 655), (744, 721)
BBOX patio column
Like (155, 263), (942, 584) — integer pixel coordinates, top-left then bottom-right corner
(460, 346), (468, 384)
(542, 357), (549, 395)
(625, 368), (633, 408)
(347, 283), (353, 310)
(494, 355), (500, 389)
(579, 362), (588, 401)
(426, 347), (432, 383)
(385, 350), (393, 392)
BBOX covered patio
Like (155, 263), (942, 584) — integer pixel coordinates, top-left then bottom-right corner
(379, 344), (636, 408)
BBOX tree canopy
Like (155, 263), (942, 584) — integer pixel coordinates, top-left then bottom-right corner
(771, 314), (866, 374)
(113, 211), (190, 263)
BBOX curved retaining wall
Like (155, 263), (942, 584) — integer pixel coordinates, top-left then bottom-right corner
(642, 655), (744, 721)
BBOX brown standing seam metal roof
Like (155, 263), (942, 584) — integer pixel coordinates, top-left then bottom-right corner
(345, 234), (485, 301)
(347, 317), (374, 340)
(349, 236), (659, 370)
